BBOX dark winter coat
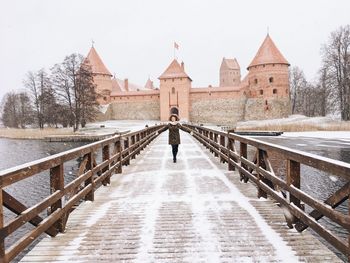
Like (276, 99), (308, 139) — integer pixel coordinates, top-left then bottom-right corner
(168, 123), (181, 145)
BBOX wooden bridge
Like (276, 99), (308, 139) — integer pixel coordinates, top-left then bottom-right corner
(0, 124), (349, 262)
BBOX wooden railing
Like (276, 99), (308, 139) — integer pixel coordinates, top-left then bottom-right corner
(0, 124), (167, 263)
(181, 124), (350, 261)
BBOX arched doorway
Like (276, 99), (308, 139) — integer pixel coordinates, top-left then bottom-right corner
(170, 107), (179, 116)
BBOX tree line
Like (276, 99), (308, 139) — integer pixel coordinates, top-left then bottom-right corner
(1, 53), (98, 131)
(290, 25), (350, 120)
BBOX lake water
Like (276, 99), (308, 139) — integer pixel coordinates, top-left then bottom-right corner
(0, 136), (349, 262)
(0, 138), (88, 262)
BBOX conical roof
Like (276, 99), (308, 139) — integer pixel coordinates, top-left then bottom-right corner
(84, 46), (112, 76)
(221, 58), (240, 70)
(248, 35), (289, 69)
(144, 78), (155, 89)
(158, 59), (191, 80)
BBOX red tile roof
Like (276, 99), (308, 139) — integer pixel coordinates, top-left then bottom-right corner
(248, 35), (289, 69)
(84, 47), (112, 76)
(158, 59), (191, 80)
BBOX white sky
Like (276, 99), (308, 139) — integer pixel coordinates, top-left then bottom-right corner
(0, 0), (349, 99)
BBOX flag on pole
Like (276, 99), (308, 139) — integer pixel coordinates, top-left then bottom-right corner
(174, 42), (179, 50)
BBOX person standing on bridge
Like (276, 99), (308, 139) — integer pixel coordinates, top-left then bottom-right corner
(168, 114), (181, 163)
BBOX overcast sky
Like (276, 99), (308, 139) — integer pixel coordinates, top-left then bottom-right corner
(0, 0), (349, 99)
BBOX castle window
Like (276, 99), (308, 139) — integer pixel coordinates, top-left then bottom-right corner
(260, 90), (263, 95)
(172, 78), (174, 82)
(254, 79), (258, 84)
(103, 97), (107, 101)
(273, 89), (277, 94)
(172, 87), (175, 94)
(269, 77), (274, 83)
(265, 100), (268, 105)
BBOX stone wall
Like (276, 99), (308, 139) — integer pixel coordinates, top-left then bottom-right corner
(244, 98), (291, 121)
(103, 101), (160, 120)
(190, 98), (246, 126)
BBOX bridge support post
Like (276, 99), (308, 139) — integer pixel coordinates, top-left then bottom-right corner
(256, 149), (267, 199)
(131, 136), (136, 160)
(227, 138), (235, 171)
(286, 159), (301, 226)
(102, 144), (110, 186)
(0, 188), (5, 263)
(115, 138), (122, 174)
(214, 134), (218, 157)
(50, 164), (65, 233)
(219, 135), (225, 163)
(240, 142), (248, 182)
(85, 152), (95, 202)
(124, 138), (130, 166)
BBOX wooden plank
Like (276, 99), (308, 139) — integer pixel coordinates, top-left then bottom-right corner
(6, 185), (93, 262)
(2, 191), (57, 237)
(0, 170), (92, 239)
(84, 152), (94, 202)
(115, 138), (122, 174)
(239, 142), (248, 183)
(295, 182), (350, 232)
(256, 149), (267, 199)
(50, 164), (65, 233)
(227, 138), (235, 171)
(102, 144), (110, 185)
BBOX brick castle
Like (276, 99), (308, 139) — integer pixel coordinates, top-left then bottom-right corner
(85, 34), (291, 125)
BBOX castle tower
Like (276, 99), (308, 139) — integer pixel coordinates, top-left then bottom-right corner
(219, 58), (241, 87)
(246, 34), (290, 98)
(84, 46), (113, 104)
(158, 60), (192, 121)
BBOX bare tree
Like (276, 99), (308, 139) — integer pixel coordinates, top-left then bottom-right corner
(289, 66), (307, 114)
(321, 25), (350, 120)
(24, 69), (51, 128)
(51, 54), (97, 131)
(1, 92), (32, 128)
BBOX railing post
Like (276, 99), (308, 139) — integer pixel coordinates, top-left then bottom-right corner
(124, 137), (130, 165)
(240, 142), (248, 182)
(227, 137), (235, 171)
(50, 164), (65, 233)
(287, 159), (301, 225)
(85, 152), (95, 202)
(131, 135), (136, 159)
(102, 144), (110, 186)
(115, 137), (122, 174)
(256, 149), (267, 199)
(0, 188), (5, 262)
(219, 135), (226, 163)
(214, 134), (218, 157)
(136, 133), (140, 154)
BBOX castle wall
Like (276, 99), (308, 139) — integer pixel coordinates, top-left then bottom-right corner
(104, 100), (160, 120)
(189, 88), (246, 125)
(244, 97), (291, 121)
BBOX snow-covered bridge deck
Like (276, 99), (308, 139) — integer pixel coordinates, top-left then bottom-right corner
(20, 131), (341, 262)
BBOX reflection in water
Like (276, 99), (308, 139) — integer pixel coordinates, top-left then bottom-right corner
(0, 138), (88, 262)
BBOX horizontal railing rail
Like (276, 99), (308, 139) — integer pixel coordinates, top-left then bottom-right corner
(181, 124), (350, 261)
(0, 124), (167, 263)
